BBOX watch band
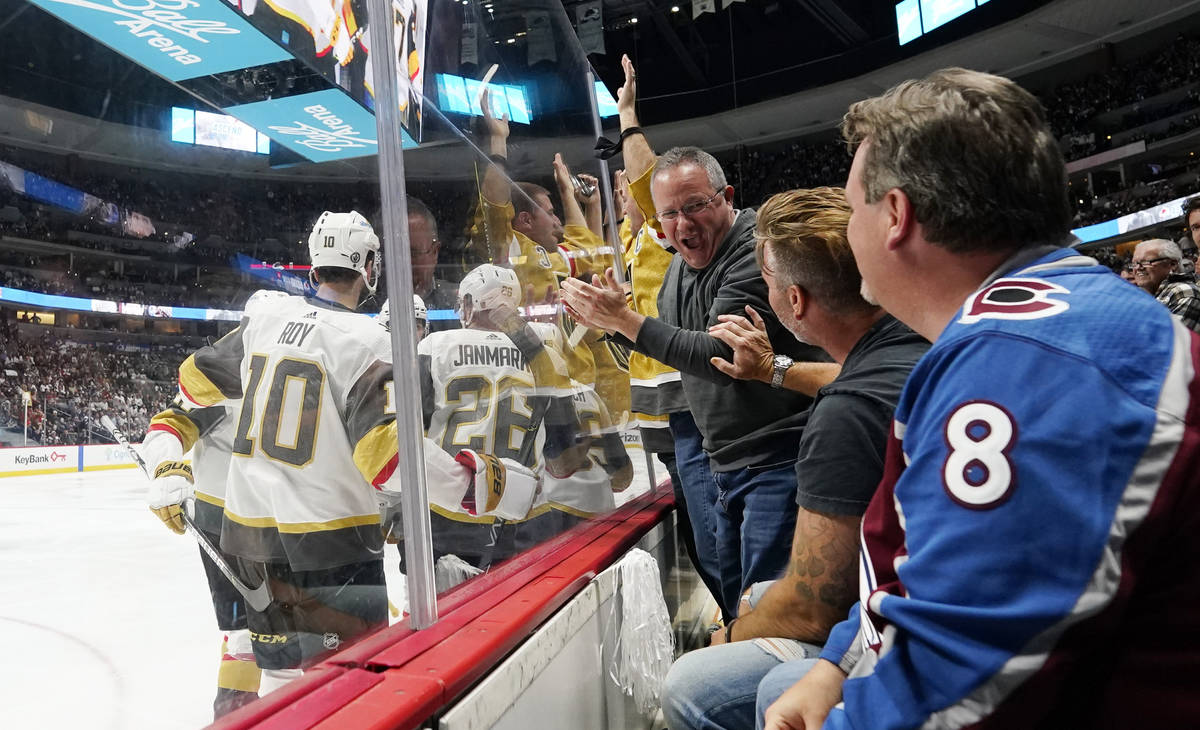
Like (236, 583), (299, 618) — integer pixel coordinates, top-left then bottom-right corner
(771, 355), (793, 389)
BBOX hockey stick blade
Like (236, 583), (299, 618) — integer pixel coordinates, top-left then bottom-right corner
(99, 415), (272, 611)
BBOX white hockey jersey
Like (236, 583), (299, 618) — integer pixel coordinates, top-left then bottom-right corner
(178, 293), (397, 570)
(537, 381), (630, 517)
(418, 326), (553, 470)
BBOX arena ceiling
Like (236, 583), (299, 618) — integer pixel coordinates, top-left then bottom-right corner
(0, 0), (1198, 180)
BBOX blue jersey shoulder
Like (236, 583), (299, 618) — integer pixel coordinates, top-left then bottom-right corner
(927, 249), (1175, 411)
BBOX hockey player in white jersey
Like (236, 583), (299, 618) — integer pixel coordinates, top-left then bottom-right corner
(146, 211), (399, 683)
(417, 264), (589, 566)
(142, 289), (290, 715)
(537, 379), (633, 521)
(143, 398), (262, 718)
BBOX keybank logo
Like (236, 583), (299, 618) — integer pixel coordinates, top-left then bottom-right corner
(14, 451), (69, 466)
(29, 0), (289, 81)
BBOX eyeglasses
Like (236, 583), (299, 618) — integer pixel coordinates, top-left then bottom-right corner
(658, 190), (724, 221)
(1131, 257), (1173, 271)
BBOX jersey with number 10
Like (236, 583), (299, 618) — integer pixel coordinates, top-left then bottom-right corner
(178, 294), (398, 571)
(818, 248), (1200, 728)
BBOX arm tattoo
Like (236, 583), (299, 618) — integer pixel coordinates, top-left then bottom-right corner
(789, 509), (860, 619)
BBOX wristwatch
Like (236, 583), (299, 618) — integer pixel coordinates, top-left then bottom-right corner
(770, 354), (794, 389)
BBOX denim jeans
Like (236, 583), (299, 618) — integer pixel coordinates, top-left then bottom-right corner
(711, 460), (799, 616)
(755, 658), (823, 730)
(662, 639), (823, 730)
(670, 411), (728, 618)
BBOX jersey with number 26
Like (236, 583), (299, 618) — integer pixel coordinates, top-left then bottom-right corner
(819, 248), (1200, 728)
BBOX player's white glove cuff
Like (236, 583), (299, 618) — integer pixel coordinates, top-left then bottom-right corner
(454, 450), (538, 521)
(148, 461), (193, 506)
(140, 428), (184, 470)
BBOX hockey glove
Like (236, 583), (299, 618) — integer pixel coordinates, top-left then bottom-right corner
(149, 460), (193, 534)
(454, 450), (539, 521)
(141, 429), (194, 535)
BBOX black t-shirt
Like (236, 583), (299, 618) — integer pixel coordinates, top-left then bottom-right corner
(795, 315), (929, 516)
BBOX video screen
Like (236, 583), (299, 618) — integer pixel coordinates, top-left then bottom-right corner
(437, 73), (533, 124)
(919, 0), (976, 33)
(896, 0), (923, 45)
(233, 0), (430, 142)
(170, 108), (271, 155)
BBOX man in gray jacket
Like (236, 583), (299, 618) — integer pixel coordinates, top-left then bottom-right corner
(562, 146), (829, 615)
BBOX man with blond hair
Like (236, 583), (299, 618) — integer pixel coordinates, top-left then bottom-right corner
(1131, 238), (1200, 332)
(659, 187), (927, 730)
(760, 68), (1200, 730)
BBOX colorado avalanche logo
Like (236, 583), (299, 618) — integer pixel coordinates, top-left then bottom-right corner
(958, 278), (1069, 324)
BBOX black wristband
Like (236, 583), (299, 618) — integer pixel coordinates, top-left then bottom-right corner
(593, 127), (644, 160)
(488, 153), (508, 167)
(724, 618), (736, 643)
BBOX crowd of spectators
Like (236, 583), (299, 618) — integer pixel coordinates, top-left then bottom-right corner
(0, 317), (180, 445)
(6, 32), (1200, 321)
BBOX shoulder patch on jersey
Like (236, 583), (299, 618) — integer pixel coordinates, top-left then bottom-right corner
(534, 245), (552, 269)
(958, 278), (1069, 324)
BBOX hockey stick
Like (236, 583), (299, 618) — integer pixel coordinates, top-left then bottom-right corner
(99, 415), (272, 612)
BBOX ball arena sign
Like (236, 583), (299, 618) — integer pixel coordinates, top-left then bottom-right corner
(27, 0), (290, 81)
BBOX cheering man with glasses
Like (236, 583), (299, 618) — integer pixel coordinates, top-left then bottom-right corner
(1131, 238), (1200, 332)
(562, 141), (831, 619)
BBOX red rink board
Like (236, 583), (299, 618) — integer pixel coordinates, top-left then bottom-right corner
(210, 483), (674, 730)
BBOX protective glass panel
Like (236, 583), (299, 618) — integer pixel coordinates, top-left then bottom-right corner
(384, 0), (665, 602)
(0, 0), (662, 725)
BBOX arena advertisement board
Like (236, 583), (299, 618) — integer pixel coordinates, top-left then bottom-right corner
(81, 443), (140, 471)
(0, 444), (140, 478)
(0, 444), (80, 477)
(225, 88), (415, 163)
(25, 0), (291, 81)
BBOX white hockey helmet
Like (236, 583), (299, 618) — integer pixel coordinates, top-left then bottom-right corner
(377, 295), (427, 333)
(458, 264), (520, 319)
(377, 298), (391, 330)
(307, 210), (380, 294)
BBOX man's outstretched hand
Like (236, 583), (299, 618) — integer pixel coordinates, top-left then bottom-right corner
(708, 305), (774, 383)
(560, 267), (643, 341)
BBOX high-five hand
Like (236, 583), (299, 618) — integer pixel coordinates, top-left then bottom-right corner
(560, 267), (643, 341)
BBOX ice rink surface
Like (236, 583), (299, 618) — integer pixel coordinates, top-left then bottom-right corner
(0, 445), (662, 729)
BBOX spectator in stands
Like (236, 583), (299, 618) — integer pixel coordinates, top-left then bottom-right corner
(659, 187), (928, 730)
(760, 67), (1200, 730)
(611, 55), (724, 618)
(1183, 195), (1200, 252)
(1132, 238), (1200, 332)
(406, 196), (458, 332)
(561, 145), (830, 619)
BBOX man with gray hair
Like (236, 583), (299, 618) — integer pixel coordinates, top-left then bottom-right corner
(562, 143), (829, 619)
(759, 68), (1200, 730)
(1132, 238), (1200, 332)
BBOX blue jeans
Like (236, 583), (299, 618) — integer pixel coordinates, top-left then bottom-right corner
(754, 658), (823, 730)
(712, 460), (799, 616)
(670, 411), (727, 617)
(662, 639), (823, 730)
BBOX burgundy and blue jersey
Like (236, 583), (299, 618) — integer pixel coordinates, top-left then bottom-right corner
(819, 248), (1200, 728)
